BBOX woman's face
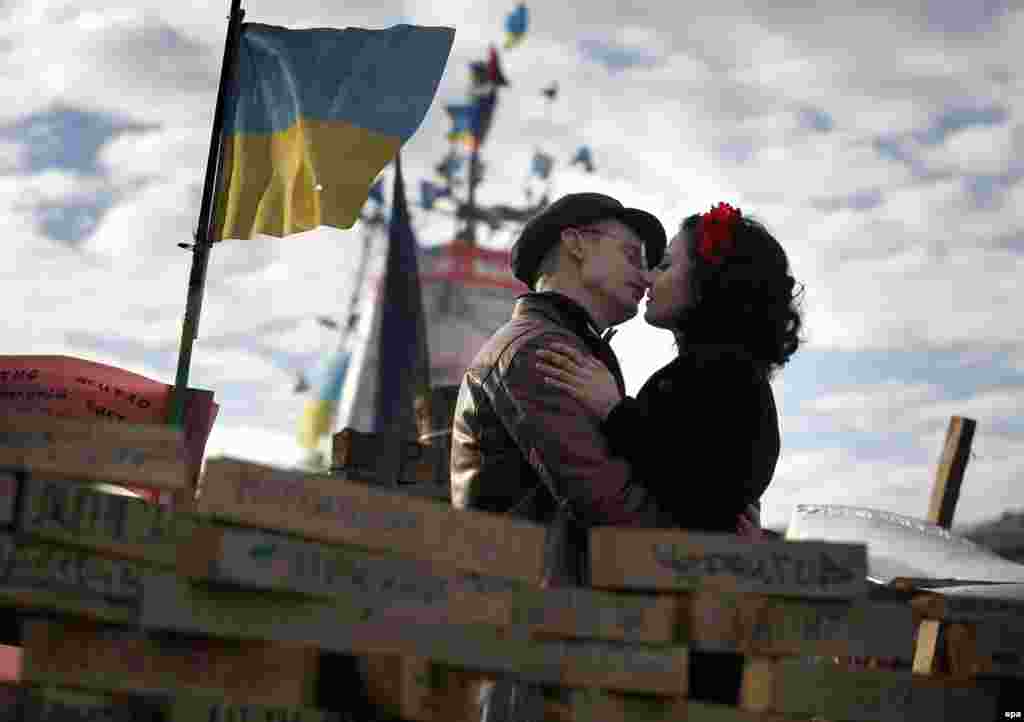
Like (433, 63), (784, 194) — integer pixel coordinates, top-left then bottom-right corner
(644, 231), (692, 328)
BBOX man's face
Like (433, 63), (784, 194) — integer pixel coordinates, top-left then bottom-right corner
(572, 219), (651, 326)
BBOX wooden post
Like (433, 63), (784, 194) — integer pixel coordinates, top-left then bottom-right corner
(926, 416), (977, 529)
(914, 415), (977, 677)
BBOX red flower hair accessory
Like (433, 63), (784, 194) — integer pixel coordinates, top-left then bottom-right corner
(698, 202), (742, 265)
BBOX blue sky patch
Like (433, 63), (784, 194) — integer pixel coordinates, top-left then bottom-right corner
(0, 105), (154, 246)
(0, 104), (152, 175)
(577, 38), (660, 73)
(914, 105), (1008, 146)
(35, 194), (114, 246)
(812, 188), (883, 212)
(798, 106), (834, 133)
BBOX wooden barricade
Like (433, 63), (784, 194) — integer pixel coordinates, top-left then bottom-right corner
(2, 412), (1017, 722)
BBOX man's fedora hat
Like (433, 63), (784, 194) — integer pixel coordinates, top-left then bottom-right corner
(511, 192), (666, 287)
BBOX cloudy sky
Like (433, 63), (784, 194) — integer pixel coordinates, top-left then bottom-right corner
(2, 0), (1021, 531)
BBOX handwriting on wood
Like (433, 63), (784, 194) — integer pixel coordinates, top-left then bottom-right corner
(590, 528), (868, 599)
(141, 573), (686, 696)
(684, 591), (915, 661)
(0, 532), (149, 623)
(182, 525), (675, 644)
(0, 415), (187, 490)
(169, 697), (343, 722)
(21, 618), (319, 708)
(17, 476), (199, 565)
(14, 684), (165, 722)
(11, 685), (343, 722)
(197, 458), (545, 582)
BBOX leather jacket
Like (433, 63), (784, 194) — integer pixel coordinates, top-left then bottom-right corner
(450, 292), (670, 532)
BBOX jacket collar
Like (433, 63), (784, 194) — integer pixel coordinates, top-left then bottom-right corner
(513, 292), (605, 342)
(513, 292), (626, 395)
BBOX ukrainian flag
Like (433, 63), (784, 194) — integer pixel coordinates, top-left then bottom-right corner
(214, 23), (455, 240)
(297, 347), (351, 450)
(504, 4), (528, 49)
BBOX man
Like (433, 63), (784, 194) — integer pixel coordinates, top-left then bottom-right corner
(449, 192), (670, 721)
(451, 192), (672, 559)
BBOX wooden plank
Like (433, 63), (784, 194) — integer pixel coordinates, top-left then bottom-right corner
(20, 618), (319, 707)
(167, 695), (342, 722)
(682, 590), (916, 661)
(140, 573), (687, 696)
(926, 415), (976, 529)
(912, 619), (944, 675)
(0, 415), (188, 491)
(331, 427), (446, 489)
(362, 653), (435, 721)
(8, 684), (165, 721)
(6, 684), (344, 722)
(569, 690), (807, 722)
(179, 524), (677, 644)
(911, 589), (1024, 623)
(0, 471), (17, 528)
(16, 476), (201, 566)
(590, 528), (868, 599)
(945, 619), (1024, 680)
(196, 457), (546, 582)
(741, 656), (999, 722)
(0, 532), (150, 624)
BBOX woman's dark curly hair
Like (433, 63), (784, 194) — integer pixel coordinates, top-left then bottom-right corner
(672, 212), (804, 378)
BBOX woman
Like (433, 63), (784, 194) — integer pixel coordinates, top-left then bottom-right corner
(536, 202), (803, 535)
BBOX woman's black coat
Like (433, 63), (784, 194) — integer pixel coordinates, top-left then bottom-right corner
(601, 351), (780, 533)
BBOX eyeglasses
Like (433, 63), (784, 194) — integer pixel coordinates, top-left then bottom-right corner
(571, 228), (647, 269)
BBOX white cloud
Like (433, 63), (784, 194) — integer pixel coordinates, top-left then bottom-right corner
(1, 0), (1021, 524)
(762, 446), (932, 530)
(921, 122), (1020, 176)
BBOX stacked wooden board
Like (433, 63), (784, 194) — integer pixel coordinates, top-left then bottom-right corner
(2, 414), (1020, 721)
(0, 416), (337, 720)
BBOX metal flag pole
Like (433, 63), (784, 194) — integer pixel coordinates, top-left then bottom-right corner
(168, 0), (245, 427)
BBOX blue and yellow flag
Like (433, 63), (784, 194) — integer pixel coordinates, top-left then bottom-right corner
(297, 346), (351, 450)
(214, 23), (455, 240)
(504, 4), (528, 49)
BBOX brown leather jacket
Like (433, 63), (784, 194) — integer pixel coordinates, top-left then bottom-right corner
(450, 292), (671, 532)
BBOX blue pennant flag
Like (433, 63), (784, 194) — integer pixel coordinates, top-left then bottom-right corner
(435, 153), (463, 180)
(420, 180), (451, 209)
(374, 154), (431, 436)
(367, 177), (385, 204)
(505, 4), (528, 48)
(531, 151), (554, 179)
(570, 145), (595, 173)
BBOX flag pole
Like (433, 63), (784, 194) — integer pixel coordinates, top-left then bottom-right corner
(168, 0), (245, 427)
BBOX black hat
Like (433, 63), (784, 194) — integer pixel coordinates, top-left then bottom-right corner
(511, 192), (667, 287)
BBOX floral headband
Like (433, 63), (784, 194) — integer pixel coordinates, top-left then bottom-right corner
(697, 202), (742, 265)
